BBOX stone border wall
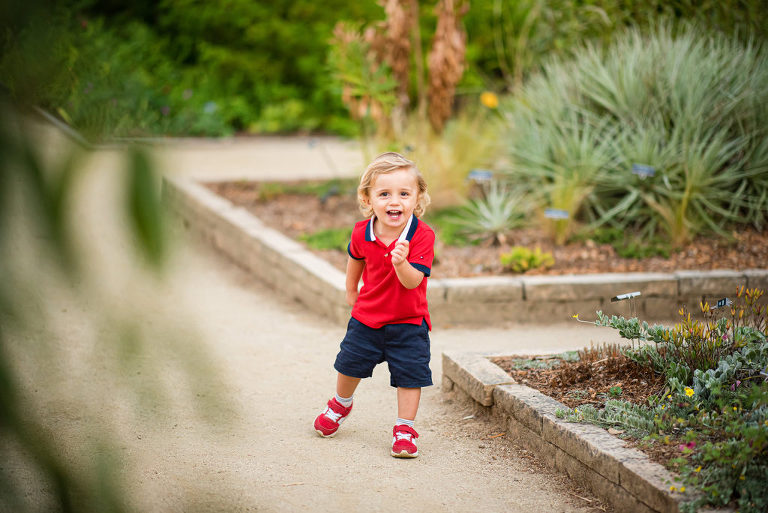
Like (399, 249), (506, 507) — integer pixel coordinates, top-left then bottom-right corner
(163, 176), (768, 328)
(442, 351), (734, 513)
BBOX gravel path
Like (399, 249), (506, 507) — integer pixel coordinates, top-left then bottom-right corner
(5, 127), (619, 512)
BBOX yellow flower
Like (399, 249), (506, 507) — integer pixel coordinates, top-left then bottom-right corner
(694, 466), (701, 473)
(739, 475), (745, 480)
(572, 313), (579, 319)
(733, 406), (738, 411)
(684, 387), (694, 397)
(480, 91), (499, 109)
(667, 394), (673, 400)
(680, 486), (686, 493)
(670, 486), (677, 492)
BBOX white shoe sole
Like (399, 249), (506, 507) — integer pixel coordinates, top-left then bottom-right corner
(391, 449), (418, 458)
(316, 429), (337, 438)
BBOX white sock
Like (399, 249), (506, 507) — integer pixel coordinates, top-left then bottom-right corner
(396, 417), (414, 428)
(335, 393), (353, 407)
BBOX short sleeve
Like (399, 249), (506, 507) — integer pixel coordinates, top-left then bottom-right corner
(407, 226), (435, 277)
(347, 242), (364, 260)
(347, 222), (365, 260)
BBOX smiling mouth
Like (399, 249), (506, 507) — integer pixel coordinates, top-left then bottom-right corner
(386, 210), (402, 219)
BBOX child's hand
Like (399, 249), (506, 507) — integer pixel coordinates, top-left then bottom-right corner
(390, 241), (409, 266)
(346, 289), (359, 307)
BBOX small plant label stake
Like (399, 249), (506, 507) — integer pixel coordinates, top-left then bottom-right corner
(631, 163), (656, 180)
(712, 297), (733, 309)
(467, 169), (493, 199)
(467, 169), (493, 183)
(544, 208), (569, 220)
(611, 291), (641, 302)
(611, 291), (642, 348)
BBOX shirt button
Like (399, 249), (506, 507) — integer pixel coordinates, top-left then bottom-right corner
(384, 253), (388, 257)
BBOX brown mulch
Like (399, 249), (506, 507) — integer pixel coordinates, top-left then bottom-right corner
(491, 352), (666, 410)
(206, 180), (768, 278)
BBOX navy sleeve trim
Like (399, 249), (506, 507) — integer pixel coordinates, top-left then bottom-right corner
(410, 262), (431, 277)
(347, 242), (364, 260)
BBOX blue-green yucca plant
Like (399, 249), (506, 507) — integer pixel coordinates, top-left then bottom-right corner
(503, 76), (617, 244)
(501, 22), (768, 246)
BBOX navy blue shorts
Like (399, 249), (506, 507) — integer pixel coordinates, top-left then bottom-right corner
(334, 317), (433, 388)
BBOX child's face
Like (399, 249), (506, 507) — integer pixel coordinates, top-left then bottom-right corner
(366, 169), (420, 233)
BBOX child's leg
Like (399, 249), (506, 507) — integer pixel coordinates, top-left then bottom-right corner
(315, 373), (359, 437)
(396, 387), (421, 420)
(392, 387), (421, 457)
(337, 373), (361, 399)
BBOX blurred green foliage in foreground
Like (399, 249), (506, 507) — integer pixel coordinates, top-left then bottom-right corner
(0, 6), (223, 505)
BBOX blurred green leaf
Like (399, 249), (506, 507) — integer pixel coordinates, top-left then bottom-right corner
(126, 148), (165, 268)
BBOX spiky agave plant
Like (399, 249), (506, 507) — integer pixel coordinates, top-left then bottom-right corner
(452, 180), (529, 245)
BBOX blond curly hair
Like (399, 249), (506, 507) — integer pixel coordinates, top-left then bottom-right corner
(357, 152), (431, 218)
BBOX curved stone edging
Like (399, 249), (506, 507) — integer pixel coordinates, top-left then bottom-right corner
(441, 351), (735, 513)
(163, 175), (768, 328)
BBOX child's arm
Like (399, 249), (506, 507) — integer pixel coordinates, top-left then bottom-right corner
(345, 256), (365, 306)
(390, 241), (424, 289)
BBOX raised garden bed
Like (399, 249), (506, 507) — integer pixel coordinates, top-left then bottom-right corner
(163, 176), (768, 327)
(205, 179), (768, 280)
(442, 350), (735, 513)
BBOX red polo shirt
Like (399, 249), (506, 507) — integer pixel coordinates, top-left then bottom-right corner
(347, 214), (435, 330)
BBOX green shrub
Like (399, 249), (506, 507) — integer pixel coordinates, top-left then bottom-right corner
(500, 246), (554, 273)
(573, 287), (768, 512)
(5, 2), (767, 139)
(1, 2), (382, 138)
(299, 227), (353, 252)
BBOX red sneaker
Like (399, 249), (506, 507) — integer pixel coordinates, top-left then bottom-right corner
(391, 425), (419, 458)
(314, 398), (352, 437)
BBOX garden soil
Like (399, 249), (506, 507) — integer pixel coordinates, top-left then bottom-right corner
(5, 128), (645, 512)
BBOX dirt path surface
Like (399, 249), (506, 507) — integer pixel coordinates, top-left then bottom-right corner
(5, 126), (623, 512)
(116, 240), (616, 513)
